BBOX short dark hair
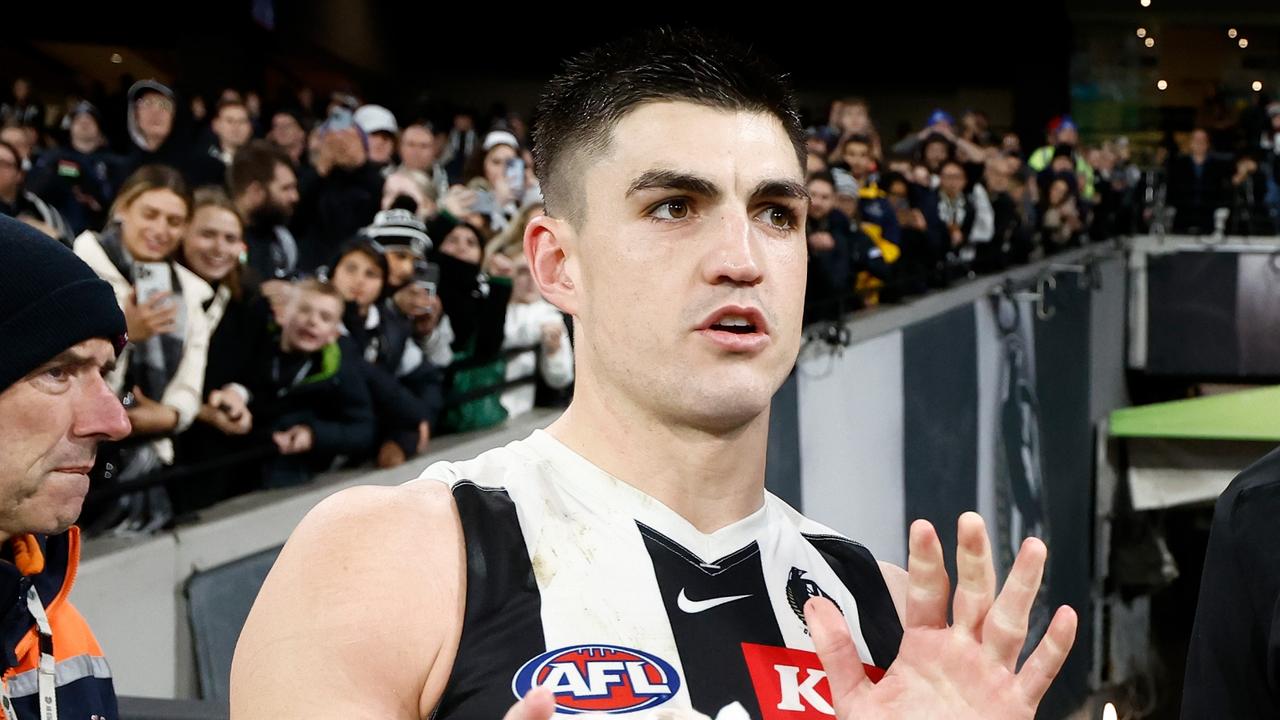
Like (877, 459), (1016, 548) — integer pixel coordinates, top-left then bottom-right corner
(531, 26), (805, 224)
(842, 134), (873, 151)
(228, 139), (293, 200)
(214, 99), (248, 120)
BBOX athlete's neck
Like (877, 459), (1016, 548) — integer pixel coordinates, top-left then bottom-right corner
(545, 380), (768, 535)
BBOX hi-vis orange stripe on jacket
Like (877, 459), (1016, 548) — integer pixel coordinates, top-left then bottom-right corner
(1, 527), (117, 719)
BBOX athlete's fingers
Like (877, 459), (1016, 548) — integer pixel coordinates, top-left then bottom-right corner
(904, 520), (950, 629)
(503, 686), (556, 720)
(806, 596), (869, 716)
(981, 537), (1047, 671)
(952, 512), (997, 639)
(1017, 605), (1078, 706)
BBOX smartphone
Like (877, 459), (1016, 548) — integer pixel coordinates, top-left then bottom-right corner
(413, 261), (440, 296)
(505, 157), (526, 200)
(327, 107), (353, 131)
(471, 190), (496, 216)
(134, 262), (172, 304)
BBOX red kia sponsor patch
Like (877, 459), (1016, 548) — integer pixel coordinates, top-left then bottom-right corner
(741, 643), (886, 719)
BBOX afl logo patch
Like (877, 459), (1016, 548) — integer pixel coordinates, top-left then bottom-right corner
(511, 644), (681, 714)
(786, 567), (842, 627)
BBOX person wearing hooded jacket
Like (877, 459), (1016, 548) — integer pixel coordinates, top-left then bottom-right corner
(119, 80), (189, 180)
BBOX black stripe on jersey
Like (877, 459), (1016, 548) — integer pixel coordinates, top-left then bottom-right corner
(638, 522), (785, 719)
(802, 533), (903, 667)
(434, 482), (545, 720)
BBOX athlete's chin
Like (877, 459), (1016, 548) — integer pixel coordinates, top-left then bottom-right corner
(677, 386), (774, 432)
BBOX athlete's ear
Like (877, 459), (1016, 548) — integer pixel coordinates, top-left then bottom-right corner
(525, 214), (579, 317)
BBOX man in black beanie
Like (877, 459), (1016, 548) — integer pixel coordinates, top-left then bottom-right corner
(0, 216), (130, 719)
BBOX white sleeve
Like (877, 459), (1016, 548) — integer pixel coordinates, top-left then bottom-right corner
(539, 324), (574, 390)
(423, 314), (455, 368)
(397, 340), (424, 378)
(969, 184), (995, 243)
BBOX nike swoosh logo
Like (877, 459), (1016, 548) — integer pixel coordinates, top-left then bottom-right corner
(676, 589), (752, 614)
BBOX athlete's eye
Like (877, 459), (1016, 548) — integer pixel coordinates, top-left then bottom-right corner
(755, 206), (798, 231)
(649, 199), (691, 221)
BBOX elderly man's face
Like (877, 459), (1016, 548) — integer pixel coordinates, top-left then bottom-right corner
(0, 339), (130, 538)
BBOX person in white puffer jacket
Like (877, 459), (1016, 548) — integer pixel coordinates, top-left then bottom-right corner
(497, 250), (573, 418)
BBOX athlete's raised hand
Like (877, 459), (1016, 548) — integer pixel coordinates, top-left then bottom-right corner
(807, 512), (1077, 719)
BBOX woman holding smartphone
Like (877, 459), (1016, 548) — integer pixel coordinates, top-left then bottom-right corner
(73, 164), (212, 533)
(171, 186), (276, 514)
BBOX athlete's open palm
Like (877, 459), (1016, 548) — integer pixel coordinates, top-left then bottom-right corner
(807, 512), (1077, 719)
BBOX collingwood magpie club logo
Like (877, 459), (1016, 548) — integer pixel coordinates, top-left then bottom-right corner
(786, 567), (841, 628)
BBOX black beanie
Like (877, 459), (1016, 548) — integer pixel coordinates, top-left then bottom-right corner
(0, 216), (127, 392)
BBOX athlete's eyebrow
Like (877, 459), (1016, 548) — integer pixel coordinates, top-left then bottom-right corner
(626, 170), (722, 200)
(751, 179), (810, 204)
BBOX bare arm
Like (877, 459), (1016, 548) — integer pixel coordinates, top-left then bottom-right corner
(230, 483), (464, 719)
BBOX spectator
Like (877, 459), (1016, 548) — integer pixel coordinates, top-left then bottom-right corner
(893, 108), (954, 157)
(1001, 131), (1023, 158)
(228, 140), (302, 286)
(185, 99), (253, 188)
(981, 155), (1033, 270)
(931, 159), (995, 279)
(959, 110), (993, 146)
(242, 279), (375, 487)
(381, 166), (435, 221)
(1038, 174), (1086, 250)
(489, 245), (574, 419)
(1027, 116), (1095, 201)
(461, 130), (525, 234)
(392, 121), (450, 202)
(883, 171), (933, 295)
(26, 101), (118, 236)
(268, 108), (309, 168)
(244, 91), (265, 136)
(803, 171), (891, 322)
(838, 133), (878, 191)
(72, 165), (211, 534)
(0, 139), (72, 245)
(440, 111), (478, 184)
(1228, 153), (1278, 236)
(122, 80), (185, 177)
(0, 77), (41, 128)
(294, 121), (384, 272)
(334, 229), (444, 468)
(171, 188), (273, 515)
(838, 135), (902, 266)
(1167, 128), (1231, 235)
(354, 104), (399, 168)
(367, 209), (448, 375)
(825, 97), (882, 164)
(0, 124), (34, 171)
(919, 133), (955, 183)
(431, 215), (513, 433)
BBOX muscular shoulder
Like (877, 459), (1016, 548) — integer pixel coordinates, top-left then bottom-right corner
(231, 482), (464, 718)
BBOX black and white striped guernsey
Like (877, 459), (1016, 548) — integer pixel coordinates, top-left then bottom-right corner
(421, 429), (902, 719)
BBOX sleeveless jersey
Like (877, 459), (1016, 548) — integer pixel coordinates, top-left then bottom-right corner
(424, 429), (902, 719)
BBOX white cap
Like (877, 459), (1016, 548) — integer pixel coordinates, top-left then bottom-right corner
(482, 130), (520, 152)
(354, 104), (399, 136)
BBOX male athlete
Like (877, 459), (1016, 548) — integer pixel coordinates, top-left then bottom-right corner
(231, 28), (1076, 719)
